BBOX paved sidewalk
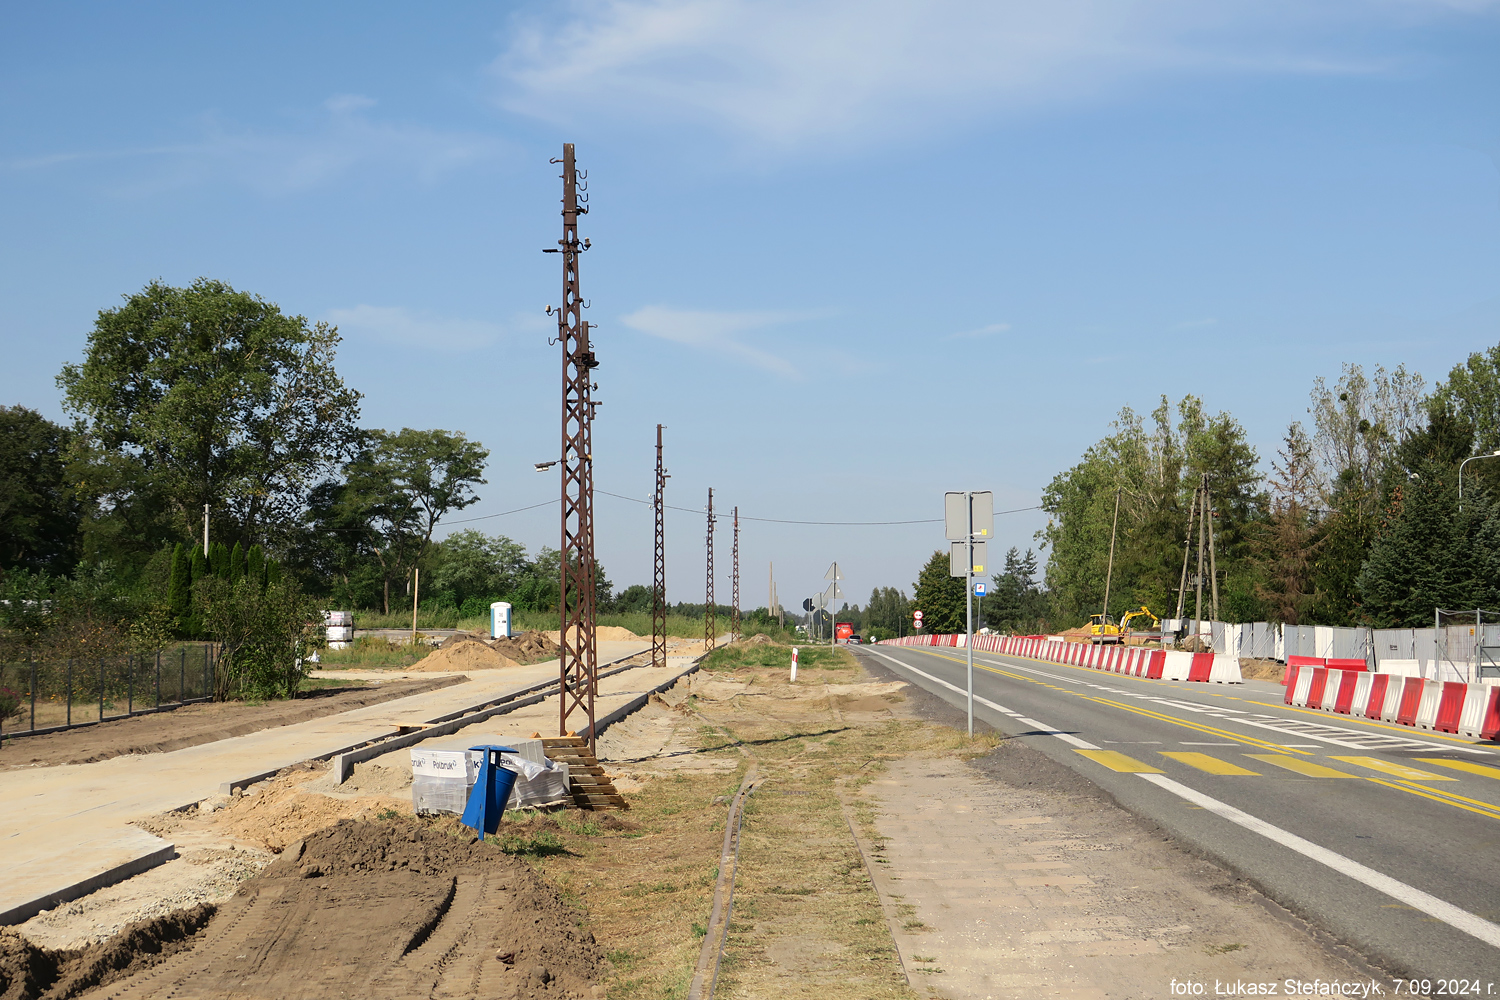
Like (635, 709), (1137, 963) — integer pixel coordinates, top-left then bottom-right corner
(0, 641), (652, 924)
(853, 754), (1369, 1000)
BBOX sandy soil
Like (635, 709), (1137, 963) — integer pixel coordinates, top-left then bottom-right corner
(0, 677), (463, 770)
(545, 626), (642, 644)
(1239, 657), (1287, 682)
(1, 818), (605, 1000)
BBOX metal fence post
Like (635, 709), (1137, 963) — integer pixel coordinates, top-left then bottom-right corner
(180, 648), (186, 704)
(155, 650), (161, 709)
(99, 658), (105, 722)
(29, 653), (36, 732)
(66, 658), (73, 726)
(127, 653), (133, 715)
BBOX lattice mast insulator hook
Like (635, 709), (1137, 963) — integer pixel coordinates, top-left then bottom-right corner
(652, 424), (667, 669)
(732, 507), (740, 640)
(552, 142), (598, 752)
(705, 489), (716, 652)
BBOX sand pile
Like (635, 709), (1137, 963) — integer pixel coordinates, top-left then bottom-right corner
(9, 818), (605, 1000)
(409, 640), (519, 673)
(545, 625), (642, 644)
(492, 630), (560, 662)
(0, 905), (216, 1000)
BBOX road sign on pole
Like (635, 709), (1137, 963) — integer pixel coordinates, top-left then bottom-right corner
(973, 581), (988, 597)
(944, 490), (991, 739)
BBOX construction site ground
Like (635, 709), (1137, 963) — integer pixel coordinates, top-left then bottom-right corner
(0, 640), (1370, 999)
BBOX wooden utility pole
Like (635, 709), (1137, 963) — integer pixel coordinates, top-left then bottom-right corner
(1101, 488), (1121, 629)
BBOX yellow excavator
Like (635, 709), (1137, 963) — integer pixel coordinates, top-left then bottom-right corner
(1087, 606), (1160, 644)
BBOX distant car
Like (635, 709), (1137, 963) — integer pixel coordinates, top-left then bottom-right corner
(850, 635), (862, 644)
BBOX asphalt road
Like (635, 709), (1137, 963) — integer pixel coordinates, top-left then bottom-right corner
(856, 642), (1500, 986)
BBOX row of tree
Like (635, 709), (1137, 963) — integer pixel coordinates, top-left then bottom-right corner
(919, 347), (1500, 633)
(0, 280), (500, 620)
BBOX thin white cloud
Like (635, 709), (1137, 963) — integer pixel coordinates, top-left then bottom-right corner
(492, 0), (1491, 153)
(327, 305), (529, 352)
(947, 322), (1011, 340)
(7, 96), (506, 195)
(620, 305), (811, 376)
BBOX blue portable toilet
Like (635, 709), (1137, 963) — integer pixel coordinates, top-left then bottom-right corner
(490, 602), (513, 639)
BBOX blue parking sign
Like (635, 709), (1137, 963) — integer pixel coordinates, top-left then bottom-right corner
(973, 581), (988, 597)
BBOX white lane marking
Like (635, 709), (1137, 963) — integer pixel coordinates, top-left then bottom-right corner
(1180, 742), (1241, 746)
(865, 649), (1098, 749)
(1014, 719), (1099, 750)
(965, 650), (1495, 756)
(1138, 773), (1500, 950)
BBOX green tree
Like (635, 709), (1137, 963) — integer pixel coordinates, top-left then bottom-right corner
(1253, 423), (1322, 624)
(864, 586), (912, 639)
(428, 530), (529, 607)
(168, 542), (191, 623)
(986, 547), (1048, 633)
(0, 406), (81, 574)
(1041, 395), (1262, 627)
(196, 575), (323, 700)
(331, 428), (489, 613)
(57, 278), (362, 553)
(913, 550), (964, 634)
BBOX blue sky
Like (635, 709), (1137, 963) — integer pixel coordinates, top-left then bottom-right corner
(3, 1), (1499, 611)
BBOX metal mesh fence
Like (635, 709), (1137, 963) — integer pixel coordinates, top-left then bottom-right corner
(0, 644), (216, 737)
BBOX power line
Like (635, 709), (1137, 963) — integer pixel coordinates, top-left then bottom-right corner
(445, 499), (558, 524)
(595, 489), (1041, 525)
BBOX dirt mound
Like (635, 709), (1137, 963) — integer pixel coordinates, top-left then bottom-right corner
(38, 817), (603, 1000)
(545, 626), (641, 644)
(437, 630), (489, 649)
(491, 630), (561, 662)
(733, 634), (779, 647)
(408, 640), (519, 672)
(0, 904), (215, 1000)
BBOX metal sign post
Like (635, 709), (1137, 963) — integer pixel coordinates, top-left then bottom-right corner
(946, 491), (993, 739)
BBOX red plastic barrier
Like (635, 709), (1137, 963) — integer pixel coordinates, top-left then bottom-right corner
(1145, 650), (1165, 679)
(1396, 677), (1425, 726)
(1435, 682), (1468, 734)
(1364, 674), (1390, 719)
(1482, 687), (1500, 741)
(1333, 670), (1360, 714)
(1327, 657), (1368, 672)
(1306, 668), (1329, 708)
(1284, 664), (1300, 704)
(1187, 653), (1213, 682)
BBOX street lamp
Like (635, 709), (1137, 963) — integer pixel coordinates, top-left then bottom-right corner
(1457, 450), (1500, 511)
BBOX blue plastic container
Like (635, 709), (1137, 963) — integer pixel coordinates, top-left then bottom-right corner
(460, 745), (519, 840)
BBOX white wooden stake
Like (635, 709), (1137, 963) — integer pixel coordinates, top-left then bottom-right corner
(790, 646), (798, 683)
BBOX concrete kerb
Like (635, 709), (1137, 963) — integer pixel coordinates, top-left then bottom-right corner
(580, 655), (706, 743)
(0, 834), (177, 926)
(219, 648), (655, 794)
(7, 648), (698, 930)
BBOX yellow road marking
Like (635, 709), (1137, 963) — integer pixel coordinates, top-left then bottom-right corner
(1363, 778), (1500, 821)
(911, 649), (1311, 755)
(1327, 756), (1455, 781)
(1414, 758), (1500, 781)
(1073, 750), (1163, 773)
(1160, 752), (1260, 775)
(1244, 754), (1356, 778)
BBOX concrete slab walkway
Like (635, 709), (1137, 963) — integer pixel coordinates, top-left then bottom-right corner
(0, 641), (657, 924)
(853, 755), (1370, 1000)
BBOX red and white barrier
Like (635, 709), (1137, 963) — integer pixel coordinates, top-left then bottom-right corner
(1281, 663), (1500, 740)
(875, 634), (1241, 683)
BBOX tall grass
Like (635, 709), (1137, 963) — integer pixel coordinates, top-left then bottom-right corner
(351, 607), (792, 640)
(316, 637), (433, 670)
